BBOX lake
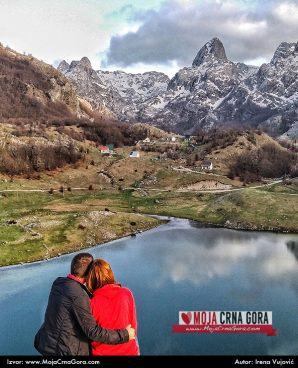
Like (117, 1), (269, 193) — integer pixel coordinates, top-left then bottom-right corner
(1, 218), (298, 355)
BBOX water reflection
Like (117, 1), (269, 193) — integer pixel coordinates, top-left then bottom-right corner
(286, 240), (298, 262)
(141, 224), (298, 289)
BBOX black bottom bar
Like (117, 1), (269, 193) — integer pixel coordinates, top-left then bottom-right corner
(1, 356), (297, 368)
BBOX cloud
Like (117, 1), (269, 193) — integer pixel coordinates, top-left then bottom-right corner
(0, 0), (164, 70)
(1, 0), (297, 76)
(0, 0), (112, 69)
(102, 0), (298, 68)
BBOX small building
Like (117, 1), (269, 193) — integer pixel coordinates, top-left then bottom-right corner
(293, 139), (298, 147)
(143, 137), (151, 143)
(129, 151), (140, 158)
(171, 136), (177, 142)
(201, 160), (213, 171)
(99, 145), (110, 154)
(184, 134), (191, 141)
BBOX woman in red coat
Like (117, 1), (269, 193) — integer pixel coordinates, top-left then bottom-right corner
(86, 258), (139, 356)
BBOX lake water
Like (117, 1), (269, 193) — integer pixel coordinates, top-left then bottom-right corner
(1, 218), (298, 355)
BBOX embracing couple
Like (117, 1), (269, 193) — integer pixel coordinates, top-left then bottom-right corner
(34, 253), (139, 356)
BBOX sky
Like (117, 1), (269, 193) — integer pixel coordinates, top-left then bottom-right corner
(0, 0), (297, 77)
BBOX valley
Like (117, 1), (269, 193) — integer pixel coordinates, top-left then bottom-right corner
(1, 140), (297, 267)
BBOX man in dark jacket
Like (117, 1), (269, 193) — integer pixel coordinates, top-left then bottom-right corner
(34, 253), (134, 355)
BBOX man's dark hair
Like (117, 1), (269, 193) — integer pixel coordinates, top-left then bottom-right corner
(71, 253), (94, 277)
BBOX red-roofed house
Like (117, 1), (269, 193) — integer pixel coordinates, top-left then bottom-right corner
(293, 139), (298, 147)
(99, 145), (110, 154)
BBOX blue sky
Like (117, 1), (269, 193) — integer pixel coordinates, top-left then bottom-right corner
(0, 0), (297, 76)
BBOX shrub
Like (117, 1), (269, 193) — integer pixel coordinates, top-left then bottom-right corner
(0, 140), (81, 176)
(229, 143), (297, 182)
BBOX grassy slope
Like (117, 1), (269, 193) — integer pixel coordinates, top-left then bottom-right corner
(128, 186), (298, 231)
(0, 190), (163, 266)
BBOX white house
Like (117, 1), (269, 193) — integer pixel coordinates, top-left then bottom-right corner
(171, 136), (177, 142)
(143, 137), (151, 143)
(201, 160), (213, 171)
(129, 151), (140, 158)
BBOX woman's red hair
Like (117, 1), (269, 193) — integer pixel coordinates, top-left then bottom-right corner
(86, 258), (115, 293)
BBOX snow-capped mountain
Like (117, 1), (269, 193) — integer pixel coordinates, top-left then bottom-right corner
(58, 38), (298, 137)
(58, 58), (169, 121)
(138, 38), (259, 132)
(212, 40), (298, 137)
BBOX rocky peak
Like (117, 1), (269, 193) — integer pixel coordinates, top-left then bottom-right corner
(271, 41), (298, 64)
(68, 57), (93, 71)
(57, 60), (70, 73)
(79, 56), (92, 69)
(192, 37), (228, 67)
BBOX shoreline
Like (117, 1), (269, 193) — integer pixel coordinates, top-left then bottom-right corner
(146, 213), (298, 234)
(220, 221), (298, 234)
(193, 219), (298, 234)
(0, 218), (167, 269)
(1, 213), (297, 269)
(0, 207), (166, 268)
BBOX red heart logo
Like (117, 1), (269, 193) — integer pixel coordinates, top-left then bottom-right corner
(181, 312), (192, 324)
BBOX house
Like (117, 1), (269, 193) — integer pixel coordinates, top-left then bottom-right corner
(129, 151), (140, 158)
(143, 137), (151, 143)
(99, 145), (110, 154)
(293, 139), (298, 147)
(184, 135), (196, 143)
(171, 136), (177, 142)
(201, 160), (213, 171)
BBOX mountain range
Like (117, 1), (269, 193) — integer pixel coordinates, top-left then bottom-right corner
(58, 37), (298, 138)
